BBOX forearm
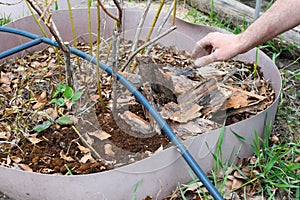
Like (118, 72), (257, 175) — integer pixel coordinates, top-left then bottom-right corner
(238, 0), (300, 52)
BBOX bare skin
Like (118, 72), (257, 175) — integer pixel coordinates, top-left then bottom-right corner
(192, 0), (300, 66)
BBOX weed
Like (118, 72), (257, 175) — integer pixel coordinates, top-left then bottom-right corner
(50, 83), (83, 107)
(33, 83), (82, 132)
(0, 14), (11, 26)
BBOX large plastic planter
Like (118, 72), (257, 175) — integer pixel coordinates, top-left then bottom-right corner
(0, 8), (281, 200)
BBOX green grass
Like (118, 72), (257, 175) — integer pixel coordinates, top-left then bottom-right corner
(0, 14), (11, 26)
(176, 2), (300, 199)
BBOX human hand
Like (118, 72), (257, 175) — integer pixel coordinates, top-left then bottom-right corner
(192, 32), (246, 67)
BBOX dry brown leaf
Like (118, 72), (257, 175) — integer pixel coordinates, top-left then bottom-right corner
(104, 144), (115, 157)
(60, 150), (74, 162)
(183, 181), (203, 192)
(225, 92), (249, 109)
(90, 95), (100, 101)
(27, 137), (43, 145)
(37, 91), (47, 102)
(233, 170), (246, 180)
(19, 164), (33, 172)
(80, 153), (94, 164)
(43, 71), (54, 78)
(6, 155), (11, 165)
(40, 168), (54, 174)
(231, 178), (243, 190)
(0, 132), (9, 140)
(33, 102), (45, 110)
(294, 155), (300, 163)
(30, 61), (40, 68)
(1, 85), (12, 92)
(45, 107), (58, 120)
(88, 130), (111, 141)
(77, 145), (90, 154)
(10, 156), (22, 164)
(0, 76), (10, 85)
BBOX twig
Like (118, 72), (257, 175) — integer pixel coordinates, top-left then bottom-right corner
(130, 0), (153, 54)
(142, 0), (165, 52)
(145, 1), (174, 54)
(111, 28), (121, 111)
(219, 83), (266, 101)
(64, 42), (74, 88)
(87, 0), (93, 56)
(172, 0), (177, 25)
(67, 0), (81, 67)
(121, 25), (177, 72)
(38, 0), (55, 22)
(112, 0), (122, 28)
(26, 0), (68, 52)
(96, 4), (106, 112)
(97, 0), (119, 22)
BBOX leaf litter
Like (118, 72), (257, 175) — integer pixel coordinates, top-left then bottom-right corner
(0, 40), (275, 176)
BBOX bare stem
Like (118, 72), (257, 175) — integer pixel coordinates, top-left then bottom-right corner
(111, 28), (121, 111)
(145, 1), (174, 54)
(97, 0), (119, 22)
(172, 0), (177, 25)
(67, 0), (81, 67)
(112, 0), (123, 29)
(96, 4), (106, 112)
(130, 0), (153, 54)
(121, 25), (177, 72)
(141, 0), (165, 54)
(88, 0), (93, 55)
(26, 0), (68, 52)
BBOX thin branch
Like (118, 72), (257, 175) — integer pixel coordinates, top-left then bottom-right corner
(121, 25), (177, 72)
(172, 0), (177, 25)
(26, 0), (68, 52)
(97, 0), (119, 22)
(112, 0), (122, 28)
(145, 1), (174, 54)
(130, 0), (153, 54)
(39, 0), (55, 22)
(143, 0), (165, 50)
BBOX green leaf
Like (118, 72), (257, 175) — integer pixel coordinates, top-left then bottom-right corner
(55, 116), (73, 125)
(33, 121), (52, 132)
(52, 83), (67, 98)
(71, 91), (83, 103)
(63, 86), (74, 100)
(50, 98), (65, 107)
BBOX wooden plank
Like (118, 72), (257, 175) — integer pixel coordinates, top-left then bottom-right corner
(186, 0), (300, 46)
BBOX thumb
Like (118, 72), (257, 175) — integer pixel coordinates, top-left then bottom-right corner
(194, 54), (215, 67)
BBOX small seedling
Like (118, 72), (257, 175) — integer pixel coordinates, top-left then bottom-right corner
(50, 82), (83, 107)
(33, 83), (82, 132)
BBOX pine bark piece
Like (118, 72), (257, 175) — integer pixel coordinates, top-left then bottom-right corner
(160, 101), (202, 123)
(119, 110), (154, 136)
(177, 78), (227, 116)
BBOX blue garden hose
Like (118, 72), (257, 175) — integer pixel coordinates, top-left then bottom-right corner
(0, 26), (224, 200)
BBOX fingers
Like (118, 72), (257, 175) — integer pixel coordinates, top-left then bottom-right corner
(192, 34), (214, 59)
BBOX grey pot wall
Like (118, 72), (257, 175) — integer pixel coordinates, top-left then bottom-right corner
(0, 8), (281, 200)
